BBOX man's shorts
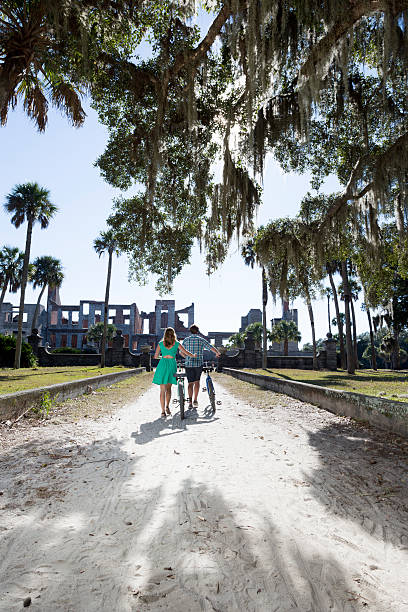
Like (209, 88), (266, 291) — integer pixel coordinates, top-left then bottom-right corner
(185, 366), (203, 383)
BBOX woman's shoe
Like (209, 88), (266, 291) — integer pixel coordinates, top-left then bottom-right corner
(161, 411), (167, 418)
(166, 406), (172, 416)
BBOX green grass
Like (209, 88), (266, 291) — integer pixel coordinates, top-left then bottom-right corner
(247, 368), (408, 403)
(0, 366), (131, 395)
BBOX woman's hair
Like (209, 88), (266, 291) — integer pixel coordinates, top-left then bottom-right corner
(163, 327), (177, 348)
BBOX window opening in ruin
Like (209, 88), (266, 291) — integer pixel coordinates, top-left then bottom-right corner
(109, 308), (116, 322)
(82, 319), (88, 329)
(23, 312), (28, 323)
(82, 335), (87, 346)
(82, 302), (89, 315)
(123, 334), (129, 348)
(124, 318), (130, 325)
(62, 311), (69, 325)
(61, 335), (67, 347)
(142, 319), (149, 334)
(95, 308), (101, 323)
(50, 334), (56, 346)
(71, 334), (78, 348)
(72, 311), (79, 325)
(123, 309), (130, 316)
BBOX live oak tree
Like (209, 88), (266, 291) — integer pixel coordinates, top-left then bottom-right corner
(2, 2), (408, 295)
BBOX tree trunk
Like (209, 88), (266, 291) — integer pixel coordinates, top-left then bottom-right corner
(283, 338), (288, 356)
(31, 284), (46, 331)
(262, 267), (268, 369)
(101, 250), (113, 368)
(306, 299), (318, 369)
(340, 261), (355, 374)
(328, 268), (345, 369)
(327, 295), (332, 335)
(14, 219), (33, 368)
(350, 299), (359, 370)
(366, 307), (377, 370)
(392, 327), (401, 370)
(0, 276), (9, 310)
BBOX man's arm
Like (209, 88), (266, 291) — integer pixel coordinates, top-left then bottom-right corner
(202, 338), (221, 357)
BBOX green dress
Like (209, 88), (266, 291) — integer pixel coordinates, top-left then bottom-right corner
(153, 341), (179, 385)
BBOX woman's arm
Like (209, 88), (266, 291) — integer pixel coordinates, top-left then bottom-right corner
(179, 344), (196, 358)
(154, 344), (161, 359)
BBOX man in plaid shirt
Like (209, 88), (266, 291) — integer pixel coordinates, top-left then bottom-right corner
(182, 324), (220, 408)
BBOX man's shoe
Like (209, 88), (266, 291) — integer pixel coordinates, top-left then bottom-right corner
(193, 400), (198, 408)
(188, 400), (193, 409)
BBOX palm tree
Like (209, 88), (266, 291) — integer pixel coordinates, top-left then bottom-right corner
(0, 1), (86, 131)
(30, 256), (64, 331)
(326, 262), (346, 369)
(241, 239), (268, 368)
(322, 287), (332, 336)
(269, 320), (301, 356)
(227, 331), (246, 348)
(245, 321), (264, 347)
(4, 182), (57, 368)
(339, 275), (361, 372)
(0, 246), (24, 310)
(93, 229), (120, 367)
(88, 322), (117, 353)
(340, 261), (355, 374)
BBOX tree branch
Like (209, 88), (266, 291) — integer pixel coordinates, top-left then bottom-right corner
(299, 0), (408, 88)
(171, 3), (231, 77)
(319, 130), (408, 228)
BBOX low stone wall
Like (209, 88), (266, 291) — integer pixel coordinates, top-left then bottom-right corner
(0, 368), (145, 422)
(223, 368), (408, 439)
(37, 347), (100, 367)
(267, 355), (315, 369)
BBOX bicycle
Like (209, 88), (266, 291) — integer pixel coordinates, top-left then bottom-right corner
(174, 363), (187, 419)
(202, 361), (221, 413)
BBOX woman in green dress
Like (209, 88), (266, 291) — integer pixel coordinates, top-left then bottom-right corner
(153, 327), (196, 417)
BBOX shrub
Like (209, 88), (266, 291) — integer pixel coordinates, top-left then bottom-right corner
(52, 347), (81, 354)
(0, 334), (37, 368)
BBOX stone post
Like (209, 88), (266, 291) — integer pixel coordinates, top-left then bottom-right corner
(140, 344), (152, 372)
(168, 303), (175, 329)
(28, 329), (42, 357)
(188, 303), (194, 328)
(111, 329), (125, 365)
(217, 345), (227, 372)
(324, 333), (337, 371)
(243, 331), (257, 368)
(155, 303), (162, 337)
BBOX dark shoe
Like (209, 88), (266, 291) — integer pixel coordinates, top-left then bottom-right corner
(161, 411), (167, 418)
(166, 406), (172, 416)
(193, 400), (198, 408)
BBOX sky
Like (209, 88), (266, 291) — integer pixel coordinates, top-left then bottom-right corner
(0, 13), (370, 346)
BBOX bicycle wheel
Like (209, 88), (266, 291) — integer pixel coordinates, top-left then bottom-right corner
(207, 377), (216, 412)
(178, 379), (185, 419)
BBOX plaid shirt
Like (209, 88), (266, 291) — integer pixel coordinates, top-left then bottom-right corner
(182, 335), (214, 367)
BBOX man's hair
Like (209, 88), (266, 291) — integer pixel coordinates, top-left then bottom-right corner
(189, 324), (199, 334)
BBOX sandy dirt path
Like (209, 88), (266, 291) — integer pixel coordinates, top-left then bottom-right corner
(1, 375), (408, 611)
